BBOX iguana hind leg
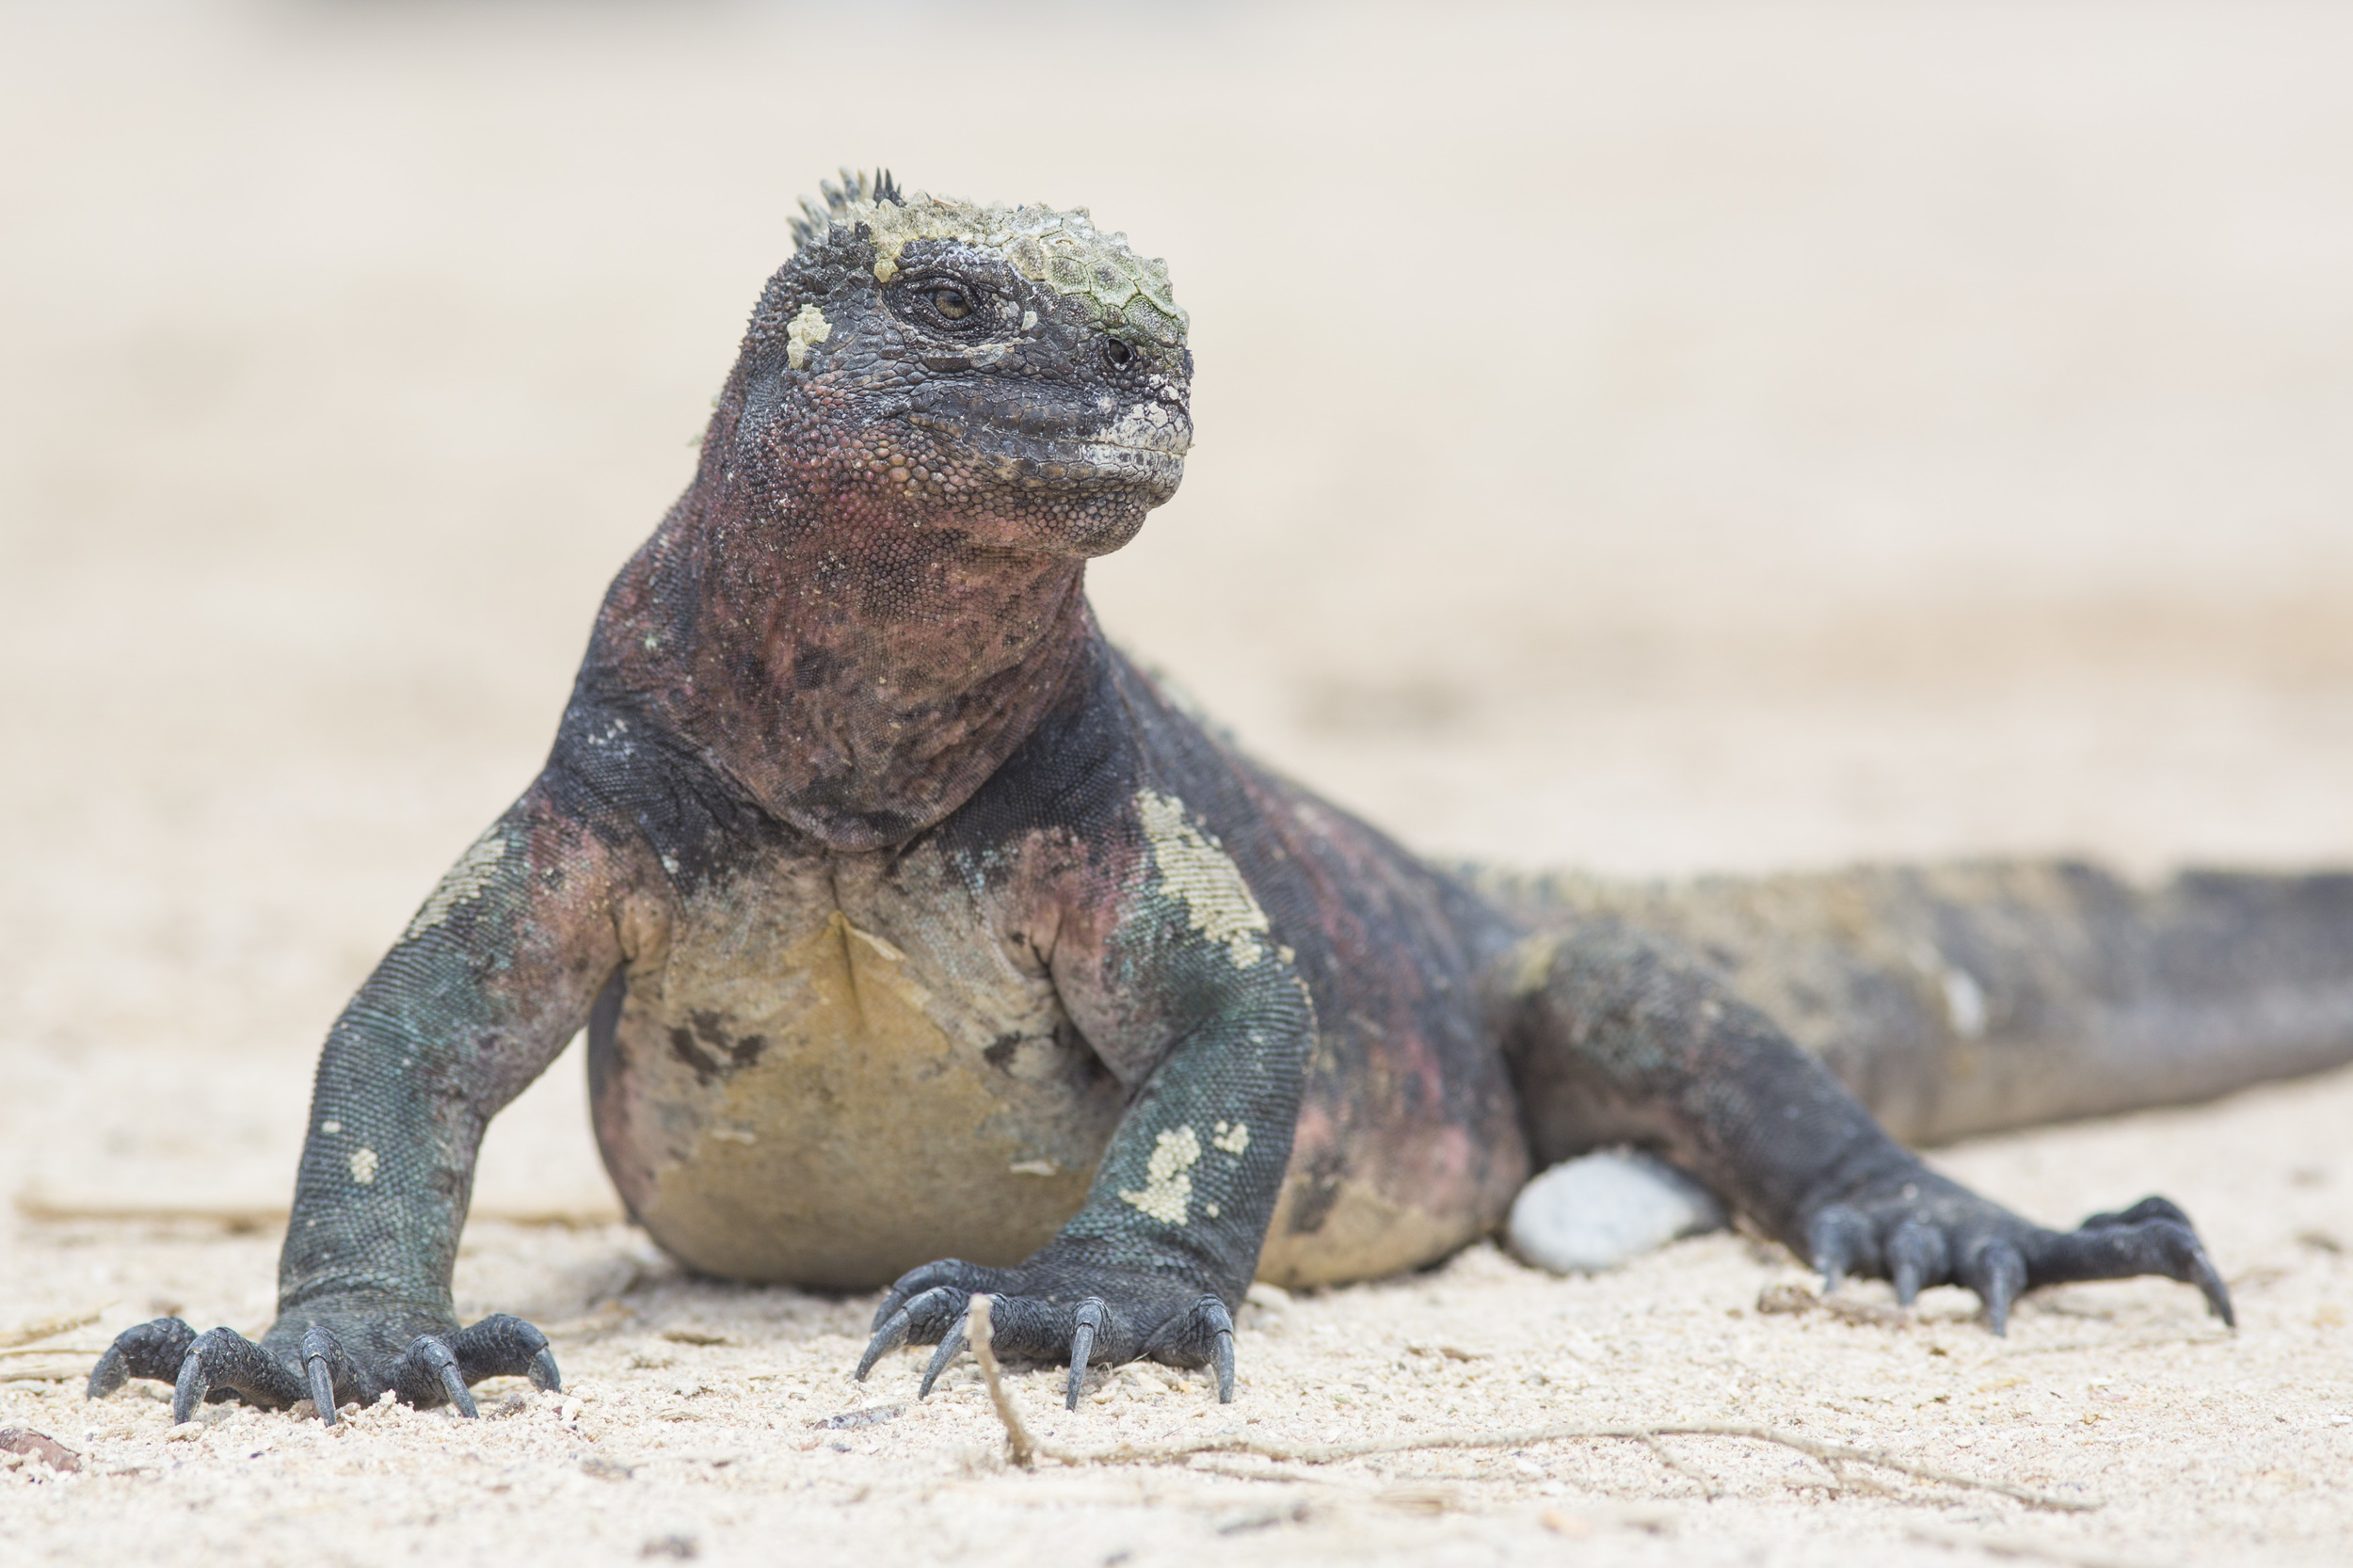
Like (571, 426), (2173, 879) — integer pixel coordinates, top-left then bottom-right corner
(1477, 860), (2353, 1144)
(1490, 917), (2233, 1332)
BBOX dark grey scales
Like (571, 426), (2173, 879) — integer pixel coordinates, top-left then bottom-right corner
(89, 170), (2353, 1432)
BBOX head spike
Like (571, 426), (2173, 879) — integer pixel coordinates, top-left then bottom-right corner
(872, 168), (904, 206)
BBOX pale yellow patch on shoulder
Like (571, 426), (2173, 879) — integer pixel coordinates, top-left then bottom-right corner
(1211, 1120), (1250, 1155)
(1135, 790), (1270, 968)
(404, 829), (509, 942)
(1119, 1126), (1201, 1224)
(786, 302), (833, 370)
(348, 1147), (378, 1185)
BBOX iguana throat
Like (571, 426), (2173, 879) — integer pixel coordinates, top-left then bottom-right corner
(584, 172), (1193, 850)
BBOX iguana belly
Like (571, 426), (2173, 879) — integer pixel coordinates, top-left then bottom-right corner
(586, 857), (1125, 1288)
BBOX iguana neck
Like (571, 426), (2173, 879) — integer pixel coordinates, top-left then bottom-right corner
(589, 466), (1094, 852)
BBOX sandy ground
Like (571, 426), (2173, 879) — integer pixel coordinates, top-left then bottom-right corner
(4, 2), (2352, 1563)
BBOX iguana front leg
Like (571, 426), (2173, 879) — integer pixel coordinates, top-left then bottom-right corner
(1497, 919), (2233, 1332)
(856, 792), (1314, 1407)
(89, 775), (647, 1423)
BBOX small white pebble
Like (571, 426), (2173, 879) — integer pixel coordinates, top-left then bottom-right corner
(1508, 1149), (1726, 1274)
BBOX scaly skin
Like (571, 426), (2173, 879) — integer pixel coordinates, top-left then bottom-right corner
(93, 170), (2238, 1428)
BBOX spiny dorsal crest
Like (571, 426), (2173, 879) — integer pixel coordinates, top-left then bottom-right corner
(785, 168), (1187, 345)
(789, 167), (904, 249)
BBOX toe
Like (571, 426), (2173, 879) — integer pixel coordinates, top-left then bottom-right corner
(1887, 1219), (1950, 1308)
(1962, 1240), (2027, 1336)
(917, 1317), (971, 1400)
(1807, 1204), (1874, 1293)
(2081, 1194), (2195, 1232)
(1200, 1297), (1237, 1402)
(450, 1313), (561, 1392)
(872, 1260), (995, 1333)
(856, 1306), (916, 1381)
(1064, 1298), (1106, 1411)
(399, 1334), (476, 1417)
(857, 1284), (967, 1381)
(300, 1325), (348, 1426)
(88, 1317), (197, 1401)
(2025, 1212), (2235, 1328)
(170, 1326), (305, 1423)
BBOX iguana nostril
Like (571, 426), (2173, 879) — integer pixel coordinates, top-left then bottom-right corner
(1104, 338), (1133, 368)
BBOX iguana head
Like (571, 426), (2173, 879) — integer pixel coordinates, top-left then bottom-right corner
(724, 168), (1193, 558)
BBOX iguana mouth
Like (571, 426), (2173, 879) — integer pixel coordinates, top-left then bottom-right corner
(898, 410), (1190, 496)
(1055, 433), (1190, 460)
(905, 403), (1191, 459)
(999, 440), (1184, 503)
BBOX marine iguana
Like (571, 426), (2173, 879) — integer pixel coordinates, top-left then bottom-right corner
(91, 170), (2345, 1428)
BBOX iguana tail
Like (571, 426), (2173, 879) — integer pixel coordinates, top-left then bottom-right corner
(1465, 860), (2353, 1145)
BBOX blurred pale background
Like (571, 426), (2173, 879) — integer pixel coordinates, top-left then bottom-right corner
(4, 1), (2350, 1236)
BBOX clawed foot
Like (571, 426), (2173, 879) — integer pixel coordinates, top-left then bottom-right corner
(1807, 1185), (2233, 1335)
(855, 1258), (1237, 1410)
(88, 1309), (560, 1425)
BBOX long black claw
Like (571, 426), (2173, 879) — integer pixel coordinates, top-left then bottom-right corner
(1200, 1297), (1237, 1403)
(856, 1307), (915, 1383)
(528, 1346), (564, 1392)
(88, 1347), (127, 1402)
(1888, 1220), (1948, 1308)
(306, 1354), (337, 1426)
(1065, 1298), (1106, 1411)
(88, 1317), (198, 1401)
(1978, 1241), (2027, 1336)
(408, 1335), (476, 1417)
(440, 1362), (476, 1416)
(917, 1319), (969, 1400)
(1808, 1205), (1869, 1293)
(2189, 1245), (2234, 1328)
(172, 1345), (211, 1426)
(301, 1326), (342, 1427)
(856, 1284), (964, 1384)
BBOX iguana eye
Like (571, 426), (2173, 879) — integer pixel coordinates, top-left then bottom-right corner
(931, 287), (971, 320)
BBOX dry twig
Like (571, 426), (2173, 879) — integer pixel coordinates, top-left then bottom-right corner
(958, 1299), (2095, 1512)
(1756, 1281), (1912, 1329)
(0, 1311), (101, 1351)
(966, 1296), (1035, 1468)
(1636, 1432), (1722, 1498)
(14, 1191), (620, 1231)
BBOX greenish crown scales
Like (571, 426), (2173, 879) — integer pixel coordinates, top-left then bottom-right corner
(789, 168), (1188, 347)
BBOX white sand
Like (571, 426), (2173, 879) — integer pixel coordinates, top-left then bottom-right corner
(3, 4), (2350, 1562)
